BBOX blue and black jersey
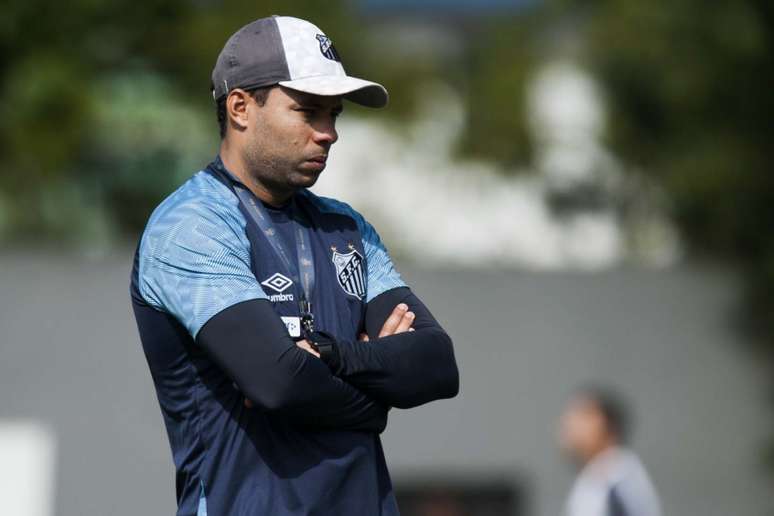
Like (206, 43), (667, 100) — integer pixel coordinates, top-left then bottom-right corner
(130, 157), (458, 515)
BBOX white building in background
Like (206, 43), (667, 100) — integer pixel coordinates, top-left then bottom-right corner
(313, 61), (679, 270)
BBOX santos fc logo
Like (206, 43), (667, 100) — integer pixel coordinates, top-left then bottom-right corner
(315, 34), (341, 62)
(332, 249), (365, 299)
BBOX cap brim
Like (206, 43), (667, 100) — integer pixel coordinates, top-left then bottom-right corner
(278, 75), (388, 108)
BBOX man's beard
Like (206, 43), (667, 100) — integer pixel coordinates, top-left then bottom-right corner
(242, 146), (303, 195)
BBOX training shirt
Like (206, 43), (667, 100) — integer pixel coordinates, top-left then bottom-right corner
(565, 447), (662, 516)
(130, 157), (408, 515)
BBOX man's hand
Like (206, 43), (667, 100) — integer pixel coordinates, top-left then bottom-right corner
(295, 339), (320, 358)
(359, 303), (415, 341)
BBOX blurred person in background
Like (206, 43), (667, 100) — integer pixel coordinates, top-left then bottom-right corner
(559, 386), (661, 516)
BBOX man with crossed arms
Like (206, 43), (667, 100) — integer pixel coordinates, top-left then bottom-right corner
(131, 15), (459, 516)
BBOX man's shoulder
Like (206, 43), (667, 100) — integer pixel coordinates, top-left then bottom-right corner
(139, 171), (247, 259)
(301, 190), (369, 231)
(301, 190), (400, 284)
(144, 171), (243, 235)
(302, 190), (360, 218)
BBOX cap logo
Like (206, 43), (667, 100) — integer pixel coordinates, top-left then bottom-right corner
(315, 34), (341, 62)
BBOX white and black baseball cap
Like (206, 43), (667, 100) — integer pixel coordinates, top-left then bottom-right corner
(211, 16), (388, 108)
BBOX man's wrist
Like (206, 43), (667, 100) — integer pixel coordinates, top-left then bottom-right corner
(306, 331), (344, 375)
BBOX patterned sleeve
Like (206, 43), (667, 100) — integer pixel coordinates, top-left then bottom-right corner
(355, 216), (407, 303)
(137, 196), (267, 338)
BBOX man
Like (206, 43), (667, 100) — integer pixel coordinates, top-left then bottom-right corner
(559, 387), (661, 516)
(130, 15), (459, 516)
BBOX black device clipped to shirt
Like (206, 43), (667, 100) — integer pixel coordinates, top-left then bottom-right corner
(305, 330), (343, 375)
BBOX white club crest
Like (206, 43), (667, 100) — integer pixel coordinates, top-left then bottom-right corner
(332, 249), (365, 299)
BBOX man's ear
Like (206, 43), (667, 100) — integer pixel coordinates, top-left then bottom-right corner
(226, 89), (252, 132)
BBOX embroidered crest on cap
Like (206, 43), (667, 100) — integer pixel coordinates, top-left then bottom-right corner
(315, 34), (341, 62)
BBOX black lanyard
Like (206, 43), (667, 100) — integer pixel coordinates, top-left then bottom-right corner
(232, 183), (317, 336)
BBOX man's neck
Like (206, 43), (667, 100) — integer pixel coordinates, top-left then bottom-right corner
(581, 441), (620, 471)
(219, 142), (294, 208)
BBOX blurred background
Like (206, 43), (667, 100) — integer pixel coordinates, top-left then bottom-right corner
(1, 0), (773, 515)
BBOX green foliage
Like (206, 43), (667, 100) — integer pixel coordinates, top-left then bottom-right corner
(458, 16), (538, 166)
(0, 0), (546, 243)
(0, 0), (375, 242)
(580, 0), (772, 246)
(574, 0), (774, 347)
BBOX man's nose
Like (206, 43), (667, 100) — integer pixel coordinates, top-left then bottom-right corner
(312, 119), (338, 147)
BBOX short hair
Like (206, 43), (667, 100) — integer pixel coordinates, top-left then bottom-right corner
(578, 385), (631, 444)
(215, 86), (273, 139)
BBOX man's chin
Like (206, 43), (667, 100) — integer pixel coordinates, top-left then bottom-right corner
(291, 169), (323, 188)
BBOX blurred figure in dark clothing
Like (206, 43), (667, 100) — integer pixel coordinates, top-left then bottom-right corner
(559, 386), (661, 516)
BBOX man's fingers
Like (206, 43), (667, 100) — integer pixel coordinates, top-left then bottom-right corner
(358, 333), (369, 342)
(244, 398), (254, 408)
(394, 311), (415, 334)
(378, 303), (409, 338)
(296, 339), (320, 358)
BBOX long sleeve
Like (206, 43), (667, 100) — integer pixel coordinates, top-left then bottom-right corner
(335, 286), (459, 409)
(197, 299), (388, 432)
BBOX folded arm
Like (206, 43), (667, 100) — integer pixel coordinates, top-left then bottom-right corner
(197, 298), (388, 432)
(330, 287), (459, 409)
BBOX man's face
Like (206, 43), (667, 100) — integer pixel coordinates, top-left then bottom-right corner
(241, 86), (342, 194)
(558, 396), (612, 466)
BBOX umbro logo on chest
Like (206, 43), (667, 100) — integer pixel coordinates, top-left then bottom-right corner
(261, 273), (295, 302)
